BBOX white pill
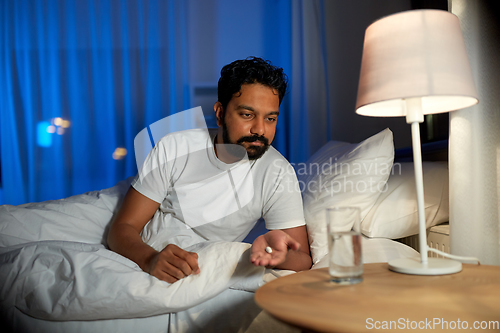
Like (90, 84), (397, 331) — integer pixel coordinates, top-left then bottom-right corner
(265, 246), (273, 254)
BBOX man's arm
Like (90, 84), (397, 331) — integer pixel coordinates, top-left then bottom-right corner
(250, 225), (312, 272)
(107, 187), (200, 283)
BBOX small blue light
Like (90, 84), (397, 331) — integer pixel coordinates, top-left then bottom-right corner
(37, 121), (52, 147)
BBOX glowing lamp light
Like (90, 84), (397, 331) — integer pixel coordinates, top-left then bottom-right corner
(51, 117), (71, 135)
(54, 117), (63, 126)
(112, 147), (128, 160)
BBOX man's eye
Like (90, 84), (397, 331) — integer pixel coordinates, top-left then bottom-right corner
(267, 117), (277, 122)
(241, 113), (252, 118)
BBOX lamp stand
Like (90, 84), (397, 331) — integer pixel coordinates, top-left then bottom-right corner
(388, 98), (462, 275)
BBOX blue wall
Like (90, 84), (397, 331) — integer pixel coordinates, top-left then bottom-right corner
(0, 0), (413, 205)
(0, 0), (294, 205)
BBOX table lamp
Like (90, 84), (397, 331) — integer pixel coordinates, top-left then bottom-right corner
(355, 10), (478, 275)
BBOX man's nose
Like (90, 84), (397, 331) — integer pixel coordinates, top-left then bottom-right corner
(250, 118), (265, 136)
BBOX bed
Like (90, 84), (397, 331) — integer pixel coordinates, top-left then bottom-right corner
(0, 128), (445, 333)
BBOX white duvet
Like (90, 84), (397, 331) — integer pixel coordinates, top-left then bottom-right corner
(0, 179), (266, 321)
(0, 178), (419, 330)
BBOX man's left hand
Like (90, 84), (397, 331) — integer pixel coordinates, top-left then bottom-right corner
(250, 230), (301, 267)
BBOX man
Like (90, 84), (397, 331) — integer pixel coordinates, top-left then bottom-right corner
(108, 57), (311, 284)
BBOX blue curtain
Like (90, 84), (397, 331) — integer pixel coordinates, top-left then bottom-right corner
(289, 0), (331, 162)
(0, 0), (334, 205)
(1, 0), (190, 205)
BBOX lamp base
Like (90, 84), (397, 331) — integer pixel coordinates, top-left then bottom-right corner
(388, 257), (462, 275)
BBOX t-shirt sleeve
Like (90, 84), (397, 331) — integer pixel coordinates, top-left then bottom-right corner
(262, 161), (306, 230)
(131, 141), (171, 204)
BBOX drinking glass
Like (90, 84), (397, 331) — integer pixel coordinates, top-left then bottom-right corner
(326, 207), (363, 284)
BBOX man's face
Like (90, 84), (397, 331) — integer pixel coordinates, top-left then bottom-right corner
(215, 83), (280, 160)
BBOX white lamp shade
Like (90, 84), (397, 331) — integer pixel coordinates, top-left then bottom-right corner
(355, 10), (478, 117)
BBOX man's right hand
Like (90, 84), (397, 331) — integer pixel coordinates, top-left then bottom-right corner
(146, 244), (200, 284)
(108, 188), (201, 284)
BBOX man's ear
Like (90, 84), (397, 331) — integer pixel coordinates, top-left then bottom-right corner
(214, 102), (224, 127)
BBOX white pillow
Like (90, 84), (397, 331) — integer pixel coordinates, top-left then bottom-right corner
(298, 129), (394, 264)
(361, 162), (449, 239)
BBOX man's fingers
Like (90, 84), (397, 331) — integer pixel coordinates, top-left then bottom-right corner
(168, 254), (196, 277)
(176, 250), (200, 275)
(149, 260), (181, 283)
(188, 251), (200, 273)
(250, 249), (287, 267)
(162, 261), (186, 280)
(156, 271), (179, 284)
(251, 256), (269, 267)
(253, 257), (284, 268)
(158, 244), (201, 278)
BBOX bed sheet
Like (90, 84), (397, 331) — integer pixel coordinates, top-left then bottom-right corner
(3, 288), (298, 333)
(3, 236), (418, 333)
(0, 178), (419, 333)
(0, 178), (270, 332)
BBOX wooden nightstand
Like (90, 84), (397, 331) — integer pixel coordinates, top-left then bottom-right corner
(255, 263), (500, 332)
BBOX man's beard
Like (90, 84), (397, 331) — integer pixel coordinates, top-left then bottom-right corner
(222, 121), (270, 161)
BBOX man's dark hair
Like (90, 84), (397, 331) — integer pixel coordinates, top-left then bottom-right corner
(217, 56), (288, 110)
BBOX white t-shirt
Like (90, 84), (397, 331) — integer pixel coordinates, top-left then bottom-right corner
(132, 128), (305, 251)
